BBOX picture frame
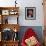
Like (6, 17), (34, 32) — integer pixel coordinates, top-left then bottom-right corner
(25, 7), (36, 20)
(2, 16), (18, 24)
(9, 10), (18, 15)
(0, 32), (1, 41)
(2, 10), (9, 15)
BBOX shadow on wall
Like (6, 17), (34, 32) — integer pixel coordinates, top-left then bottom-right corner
(18, 26), (44, 44)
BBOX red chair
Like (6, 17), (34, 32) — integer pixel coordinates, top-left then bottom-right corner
(21, 28), (41, 46)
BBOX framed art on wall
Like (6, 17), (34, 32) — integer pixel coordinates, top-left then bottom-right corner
(2, 10), (9, 15)
(25, 7), (36, 20)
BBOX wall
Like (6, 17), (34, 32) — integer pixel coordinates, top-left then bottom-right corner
(18, 0), (44, 26)
(0, 0), (44, 26)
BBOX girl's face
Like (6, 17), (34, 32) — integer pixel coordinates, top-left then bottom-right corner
(28, 10), (33, 15)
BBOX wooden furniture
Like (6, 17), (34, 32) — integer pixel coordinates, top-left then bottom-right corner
(43, 0), (46, 46)
(2, 41), (19, 46)
(43, 0), (46, 26)
(44, 27), (46, 46)
(0, 7), (20, 46)
(0, 41), (2, 46)
(0, 7), (19, 24)
(0, 24), (20, 32)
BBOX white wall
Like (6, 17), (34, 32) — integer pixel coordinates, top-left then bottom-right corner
(0, 0), (44, 26)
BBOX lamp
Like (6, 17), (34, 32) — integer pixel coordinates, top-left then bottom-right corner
(14, 28), (17, 32)
(15, 0), (17, 7)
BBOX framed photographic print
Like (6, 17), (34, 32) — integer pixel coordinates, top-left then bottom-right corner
(2, 10), (9, 15)
(25, 7), (36, 20)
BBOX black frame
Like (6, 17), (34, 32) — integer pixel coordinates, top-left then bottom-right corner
(25, 7), (36, 20)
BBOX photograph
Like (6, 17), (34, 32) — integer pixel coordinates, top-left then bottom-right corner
(25, 7), (36, 20)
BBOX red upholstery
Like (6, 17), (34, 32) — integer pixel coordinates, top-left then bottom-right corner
(21, 28), (41, 46)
